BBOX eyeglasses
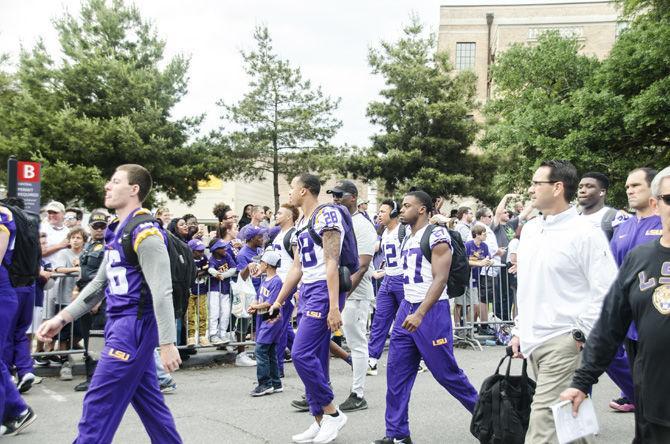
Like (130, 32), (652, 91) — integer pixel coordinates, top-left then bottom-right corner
(658, 194), (670, 205)
(225, 215), (239, 220)
(530, 180), (557, 187)
(64, 216), (77, 221)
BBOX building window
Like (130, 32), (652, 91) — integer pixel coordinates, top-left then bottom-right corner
(455, 42), (476, 71)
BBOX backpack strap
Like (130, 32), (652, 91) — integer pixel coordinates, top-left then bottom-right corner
(121, 213), (156, 266)
(398, 224), (407, 244)
(492, 378), (502, 440)
(307, 204), (328, 247)
(420, 224), (436, 264)
(283, 227), (296, 259)
(120, 213), (156, 320)
(601, 207), (618, 241)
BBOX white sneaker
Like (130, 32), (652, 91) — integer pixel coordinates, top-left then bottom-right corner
(313, 410), (347, 444)
(60, 362), (73, 381)
(17, 373), (36, 393)
(292, 421), (321, 443)
(235, 352), (256, 367)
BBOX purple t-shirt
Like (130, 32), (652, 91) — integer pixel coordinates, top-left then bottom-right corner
(610, 215), (662, 266)
(236, 245), (262, 293)
(255, 275), (284, 344)
(191, 256), (209, 295)
(0, 212), (16, 287)
(208, 253), (235, 294)
(465, 240), (490, 287)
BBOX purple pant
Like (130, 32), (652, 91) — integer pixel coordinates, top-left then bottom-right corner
(385, 299), (478, 439)
(0, 285), (28, 423)
(3, 285), (35, 379)
(606, 344), (635, 401)
(291, 281), (344, 417)
(368, 275), (404, 360)
(75, 314), (181, 444)
(277, 297), (295, 375)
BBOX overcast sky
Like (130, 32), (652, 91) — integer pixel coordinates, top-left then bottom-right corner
(0, 1), (447, 147)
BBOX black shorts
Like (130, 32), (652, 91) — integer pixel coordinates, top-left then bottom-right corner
(475, 276), (495, 303)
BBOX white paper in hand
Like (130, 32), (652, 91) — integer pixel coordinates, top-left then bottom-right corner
(551, 398), (599, 444)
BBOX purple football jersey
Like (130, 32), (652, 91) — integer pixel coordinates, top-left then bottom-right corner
(103, 208), (167, 317)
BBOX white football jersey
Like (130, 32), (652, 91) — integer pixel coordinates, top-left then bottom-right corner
(272, 228), (297, 281)
(296, 205), (345, 284)
(381, 225), (403, 276)
(401, 224), (452, 303)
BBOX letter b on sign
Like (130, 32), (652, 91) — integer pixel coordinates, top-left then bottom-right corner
(17, 161), (40, 183)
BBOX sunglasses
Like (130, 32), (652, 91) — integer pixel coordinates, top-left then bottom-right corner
(658, 194), (670, 205)
(90, 223), (107, 230)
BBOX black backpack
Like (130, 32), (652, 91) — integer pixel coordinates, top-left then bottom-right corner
(3, 205), (41, 288)
(121, 213), (197, 319)
(398, 223), (470, 298)
(470, 352), (536, 444)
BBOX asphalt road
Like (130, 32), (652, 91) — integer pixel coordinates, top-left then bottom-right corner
(12, 346), (634, 443)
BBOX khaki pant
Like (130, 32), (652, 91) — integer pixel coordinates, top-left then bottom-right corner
(526, 333), (594, 444)
(186, 294), (208, 339)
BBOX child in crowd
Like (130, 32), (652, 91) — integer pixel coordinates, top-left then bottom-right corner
(248, 250), (284, 396)
(466, 225), (494, 335)
(187, 240), (210, 347)
(51, 227), (87, 380)
(208, 239), (237, 345)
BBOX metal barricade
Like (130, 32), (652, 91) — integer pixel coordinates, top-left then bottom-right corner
(180, 273), (259, 351)
(32, 273), (88, 360)
(453, 263), (516, 350)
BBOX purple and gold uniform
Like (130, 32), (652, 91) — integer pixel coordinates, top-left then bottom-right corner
(292, 205), (346, 416)
(368, 224), (405, 361)
(385, 225), (478, 440)
(208, 253), (235, 295)
(0, 211), (29, 424)
(75, 208), (181, 444)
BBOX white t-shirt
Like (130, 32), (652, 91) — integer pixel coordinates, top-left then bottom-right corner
(580, 206), (613, 230)
(349, 212), (377, 301)
(381, 224), (403, 277)
(272, 228), (296, 281)
(401, 224), (452, 303)
(507, 238), (520, 258)
(41, 222), (68, 261)
(296, 205), (345, 284)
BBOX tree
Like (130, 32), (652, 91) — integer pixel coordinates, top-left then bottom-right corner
(0, 0), (228, 208)
(216, 26), (342, 212)
(480, 32), (600, 197)
(482, 21), (670, 208)
(345, 18), (484, 201)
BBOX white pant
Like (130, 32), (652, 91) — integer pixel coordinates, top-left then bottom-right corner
(208, 291), (230, 338)
(342, 299), (372, 397)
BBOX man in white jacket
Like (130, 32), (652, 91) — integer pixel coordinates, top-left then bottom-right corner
(510, 160), (617, 444)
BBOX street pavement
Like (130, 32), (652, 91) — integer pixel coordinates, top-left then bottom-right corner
(12, 346), (634, 443)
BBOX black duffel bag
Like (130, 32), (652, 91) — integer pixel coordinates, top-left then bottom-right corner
(471, 348), (536, 444)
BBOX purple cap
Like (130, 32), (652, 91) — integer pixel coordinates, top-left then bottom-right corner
(187, 239), (206, 251)
(244, 226), (267, 241)
(210, 239), (229, 252)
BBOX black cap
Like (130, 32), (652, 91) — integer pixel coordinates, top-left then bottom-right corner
(327, 179), (358, 196)
(89, 212), (108, 226)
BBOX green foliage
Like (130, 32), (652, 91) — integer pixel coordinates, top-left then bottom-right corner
(0, 0), (228, 208)
(346, 18), (483, 201)
(215, 26), (342, 211)
(482, 24), (670, 208)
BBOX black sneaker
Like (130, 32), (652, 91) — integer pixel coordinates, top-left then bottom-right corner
(33, 357), (49, 367)
(339, 392), (368, 412)
(291, 398), (310, 412)
(17, 373), (35, 394)
(284, 350), (292, 363)
(2, 407), (36, 436)
(371, 436), (413, 444)
(74, 380), (91, 392)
